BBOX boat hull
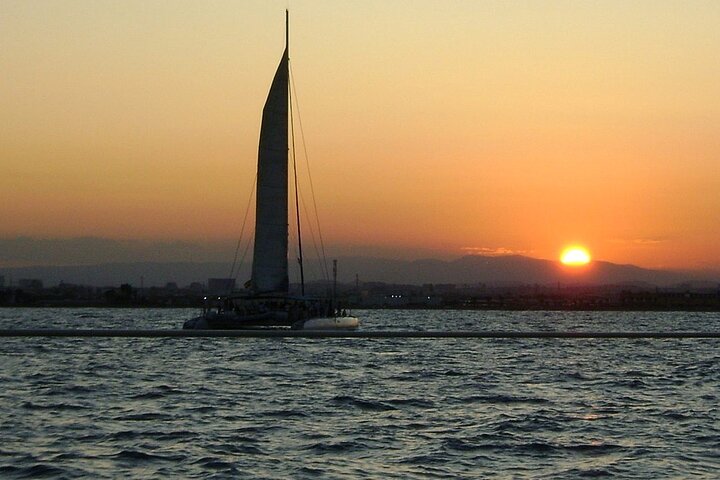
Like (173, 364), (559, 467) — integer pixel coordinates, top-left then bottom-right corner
(183, 311), (359, 330)
(183, 311), (290, 330)
(301, 316), (359, 330)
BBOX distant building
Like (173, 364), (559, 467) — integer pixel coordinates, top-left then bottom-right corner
(18, 279), (43, 291)
(208, 278), (236, 295)
(433, 284), (457, 294)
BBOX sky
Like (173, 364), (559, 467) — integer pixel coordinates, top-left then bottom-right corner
(1, 0), (719, 271)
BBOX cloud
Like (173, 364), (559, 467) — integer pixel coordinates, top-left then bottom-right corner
(609, 237), (668, 246)
(461, 246), (532, 256)
(0, 236), (238, 267)
(631, 238), (666, 245)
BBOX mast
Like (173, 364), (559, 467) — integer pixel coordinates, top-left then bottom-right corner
(287, 11), (306, 296)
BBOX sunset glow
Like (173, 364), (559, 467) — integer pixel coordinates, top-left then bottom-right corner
(560, 247), (592, 266)
(1, 1), (720, 270)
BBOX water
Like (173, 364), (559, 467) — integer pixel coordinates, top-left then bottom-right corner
(1, 309), (719, 478)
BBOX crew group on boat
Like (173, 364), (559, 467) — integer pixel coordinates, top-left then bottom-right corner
(204, 297), (348, 322)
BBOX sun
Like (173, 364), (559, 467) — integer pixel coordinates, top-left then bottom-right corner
(560, 246), (591, 266)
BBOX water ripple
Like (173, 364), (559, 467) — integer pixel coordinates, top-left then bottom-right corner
(1, 308), (719, 478)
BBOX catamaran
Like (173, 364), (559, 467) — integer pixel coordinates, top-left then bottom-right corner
(184, 12), (358, 330)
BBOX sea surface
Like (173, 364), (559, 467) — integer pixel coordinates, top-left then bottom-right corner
(1, 309), (719, 478)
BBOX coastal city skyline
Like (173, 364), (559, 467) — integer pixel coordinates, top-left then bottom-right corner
(2, 1), (719, 271)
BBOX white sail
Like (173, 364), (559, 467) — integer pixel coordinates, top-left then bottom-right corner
(251, 45), (289, 293)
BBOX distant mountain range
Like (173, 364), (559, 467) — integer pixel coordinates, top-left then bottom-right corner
(1, 255), (716, 288)
(334, 255), (716, 287)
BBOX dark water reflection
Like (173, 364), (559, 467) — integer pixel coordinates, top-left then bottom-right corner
(1, 309), (719, 478)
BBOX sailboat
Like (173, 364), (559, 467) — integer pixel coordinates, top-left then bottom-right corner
(184, 12), (359, 330)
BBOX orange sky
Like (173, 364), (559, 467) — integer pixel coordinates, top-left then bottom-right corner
(1, 0), (719, 270)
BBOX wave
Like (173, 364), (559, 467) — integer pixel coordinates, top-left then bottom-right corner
(260, 408), (309, 418)
(459, 394), (550, 405)
(112, 412), (175, 421)
(110, 449), (185, 462)
(442, 437), (498, 452)
(0, 463), (72, 479)
(191, 456), (240, 472)
(129, 385), (186, 400)
(21, 401), (87, 411)
(211, 443), (266, 456)
(305, 440), (366, 454)
(385, 397), (435, 408)
(330, 395), (397, 412)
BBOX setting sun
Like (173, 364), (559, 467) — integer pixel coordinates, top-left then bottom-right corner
(560, 246), (592, 266)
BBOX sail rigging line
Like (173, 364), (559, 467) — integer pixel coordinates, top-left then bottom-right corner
(226, 176), (257, 295)
(289, 60), (306, 296)
(235, 226), (255, 288)
(288, 75), (329, 284)
(288, 179), (326, 287)
(298, 185), (327, 282)
(289, 65), (331, 282)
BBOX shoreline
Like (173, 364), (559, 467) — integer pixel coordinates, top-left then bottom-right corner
(2, 304), (720, 312)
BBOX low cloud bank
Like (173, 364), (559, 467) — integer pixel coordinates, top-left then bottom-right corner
(0, 237), (237, 267)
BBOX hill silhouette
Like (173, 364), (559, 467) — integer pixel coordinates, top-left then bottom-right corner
(337, 255), (686, 286)
(0, 255), (702, 288)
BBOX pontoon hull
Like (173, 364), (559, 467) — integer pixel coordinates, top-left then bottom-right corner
(301, 316), (359, 330)
(183, 311), (290, 330)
